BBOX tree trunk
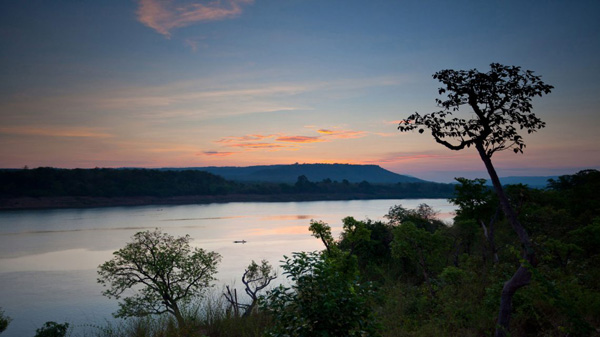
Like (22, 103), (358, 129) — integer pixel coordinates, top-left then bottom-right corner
(480, 205), (500, 264)
(475, 143), (536, 337)
(489, 208), (500, 264)
(171, 302), (187, 330)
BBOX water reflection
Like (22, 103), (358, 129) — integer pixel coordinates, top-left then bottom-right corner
(0, 199), (454, 337)
(259, 214), (315, 221)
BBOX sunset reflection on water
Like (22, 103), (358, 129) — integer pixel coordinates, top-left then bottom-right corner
(0, 199), (455, 336)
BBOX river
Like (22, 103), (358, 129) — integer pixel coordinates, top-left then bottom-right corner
(0, 199), (455, 336)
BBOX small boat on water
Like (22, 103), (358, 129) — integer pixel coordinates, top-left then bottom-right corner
(233, 240), (247, 244)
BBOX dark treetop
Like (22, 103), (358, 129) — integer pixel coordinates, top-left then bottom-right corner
(399, 63), (553, 157)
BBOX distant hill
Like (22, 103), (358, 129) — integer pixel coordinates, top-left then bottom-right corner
(160, 164), (425, 184)
(1, 166), (454, 210)
(486, 176), (559, 188)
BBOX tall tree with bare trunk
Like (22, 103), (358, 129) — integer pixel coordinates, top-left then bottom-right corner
(398, 63), (553, 336)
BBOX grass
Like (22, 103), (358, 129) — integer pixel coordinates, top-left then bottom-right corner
(80, 292), (270, 337)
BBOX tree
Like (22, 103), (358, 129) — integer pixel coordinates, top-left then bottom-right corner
(261, 251), (380, 337)
(392, 221), (448, 297)
(97, 229), (221, 328)
(224, 259), (277, 317)
(309, 220), (336, 254)
(386, 203), (445, 233)
(450, 177), (500, 263)
(34, 322), (69, 337)
(398, 63), (553, 336)
(0, 308), (11, 334)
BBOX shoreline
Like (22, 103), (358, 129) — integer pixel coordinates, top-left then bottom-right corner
(0, 193), (453, 211)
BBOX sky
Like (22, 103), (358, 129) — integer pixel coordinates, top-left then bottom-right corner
(1, 0), (599, 183)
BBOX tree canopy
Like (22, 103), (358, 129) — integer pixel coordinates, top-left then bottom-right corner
(97, 229), (221, 327)
(398, 63), (553, 337)
(399, 63), (553, 156)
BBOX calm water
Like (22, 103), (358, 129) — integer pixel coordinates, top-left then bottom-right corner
(0, 199), (454, 336)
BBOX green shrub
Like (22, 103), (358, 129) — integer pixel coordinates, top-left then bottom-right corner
(34, 321), (69, 337)
(0, 308), (11, 334)
(261, 251), (380, 337)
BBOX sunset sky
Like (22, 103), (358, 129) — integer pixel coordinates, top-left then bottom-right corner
(1, 0), (599, 182)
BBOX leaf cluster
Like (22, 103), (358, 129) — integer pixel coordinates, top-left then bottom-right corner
(97, 229), (221, 321)
(399, 63), (553, 157)
(0, 308), (10, 334)
(260, 251), (380, 337)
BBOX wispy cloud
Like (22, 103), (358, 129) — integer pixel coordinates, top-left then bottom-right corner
(145, 145), (200, 153)
(275, 136), (324, 143)
(385, 120), (404, 125)
(229, 143), (290, 149)
(184, 36), (207, 52)
(201, 151), (236, 156)
(0, 126), (113, 138)
(373, 132), (397, 137)
(137, 0), (254, 37)
(229, 143), (291, 150)
(316, 129), (366, 139)
(215, 128), (367, 152)
(215, 134), (276, 143)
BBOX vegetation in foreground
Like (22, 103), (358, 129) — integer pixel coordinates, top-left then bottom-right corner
(2, 64), (598, 336)
(2, 170), (597, 337)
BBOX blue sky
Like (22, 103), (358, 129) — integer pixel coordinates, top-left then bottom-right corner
(1, 0), (599, 182)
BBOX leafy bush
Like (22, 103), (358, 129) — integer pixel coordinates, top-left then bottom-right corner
(261, 251), (380, 337)
(0, 308), (11, 334)
(98, 229), (221, 328)
(34, 321), (69, 337)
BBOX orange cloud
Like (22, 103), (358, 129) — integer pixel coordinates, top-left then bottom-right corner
(385, 120), (404, 125)
(137, 0), (254, 37)
(373, 132), (397, 137)
(317, 129), (366, 139)
(0, 126), (113, 138)
(216, 134), (275, 143)
(201, 151), (236, 157)
(275, 136), (324, 143)
(230, 143), (289, 149)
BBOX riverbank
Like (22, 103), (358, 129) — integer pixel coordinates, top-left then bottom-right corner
(0, 192), (454, 211)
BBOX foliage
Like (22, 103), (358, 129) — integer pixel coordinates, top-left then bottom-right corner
(0, 308), (10, 334)
(34, 321), (69, 337)
(398, 63), (554, 337)
(260, 251), (380, 337)
(392, 221), (449, 296)
(398, 63), (553, 156)
(0, 167), (455, 202)
(0, 167), (231, 198)
(224, 260), (277, 317)
(450, 178), (496, 220)
(386, 203), (445, 233)
(16, 171), (600, 336)
(308, 220), (335, 254)
(97, 229), (221, 327)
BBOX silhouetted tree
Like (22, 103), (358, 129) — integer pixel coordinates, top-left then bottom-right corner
(224, 259), (276, 317)
(399, 63), (553, 337)
(0, 307), (11, 334)
(98, 229), (221, 328)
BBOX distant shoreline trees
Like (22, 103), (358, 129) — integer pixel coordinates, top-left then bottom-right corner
(0, 167), (455, 206)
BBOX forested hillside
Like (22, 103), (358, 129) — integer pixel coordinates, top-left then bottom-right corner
(162, 163), (424, 184)
(309, 169), (600, 336)
(0, 167), (453, 209)
(2, 170), (598, 336)
(252, 169), (600, 336)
